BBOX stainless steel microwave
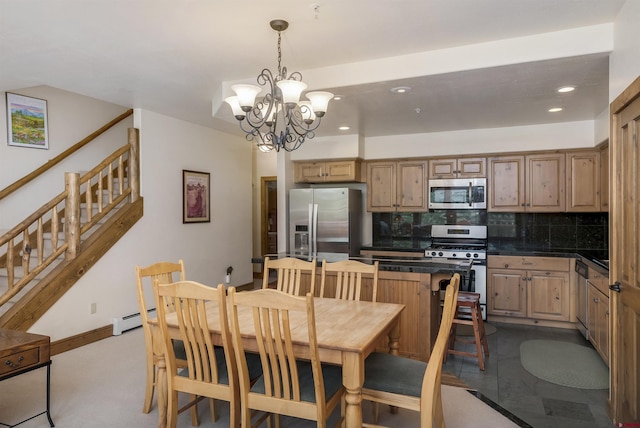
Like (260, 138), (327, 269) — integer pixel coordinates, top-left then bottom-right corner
(428, 178), (487, 209)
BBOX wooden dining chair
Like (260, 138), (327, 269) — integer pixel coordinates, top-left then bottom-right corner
(262, 256), (317, 296)
(135, 261), (191, 416)
(228, 287), (345, 427)
(361, 273), (461, 428)
(154, 281), (239, 428)
(319, 259), (379, 302)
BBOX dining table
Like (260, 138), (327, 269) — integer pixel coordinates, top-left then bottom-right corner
(149, 292), (405, 428)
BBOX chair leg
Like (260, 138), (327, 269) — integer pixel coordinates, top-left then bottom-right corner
(209, 398), (217, 422)
(189, 394), (200, 426)
(142, 361), (155, 413)
(470, 305), (485, 371)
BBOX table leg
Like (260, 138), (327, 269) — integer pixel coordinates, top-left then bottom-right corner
(46, 362), (55, 427)
(342, 352), (363, 428)
(389, 318), (401, 414)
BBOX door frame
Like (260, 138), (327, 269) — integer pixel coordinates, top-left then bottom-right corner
(260, 176), (277, 258)
(610, 74), (640, 423)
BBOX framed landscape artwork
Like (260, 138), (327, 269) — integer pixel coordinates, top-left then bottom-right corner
(6, 92), (49, 149)
(183, 170), (210, 223)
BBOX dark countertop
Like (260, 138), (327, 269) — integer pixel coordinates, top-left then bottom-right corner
(360, 246), (609, 272)
(252, 253), (472, 275)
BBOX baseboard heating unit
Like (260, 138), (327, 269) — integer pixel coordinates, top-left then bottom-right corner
(112, 308), (155, 335)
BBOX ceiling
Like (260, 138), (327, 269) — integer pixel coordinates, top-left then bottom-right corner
(0, 1), (626, 140)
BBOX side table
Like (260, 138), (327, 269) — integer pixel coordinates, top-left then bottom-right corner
(0, 329), (54, 427)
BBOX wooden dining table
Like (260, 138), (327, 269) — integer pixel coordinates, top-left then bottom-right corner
(149, 293), (405, 428)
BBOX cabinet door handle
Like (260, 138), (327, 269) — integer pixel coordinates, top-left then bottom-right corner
(593, 297), (599, 303)
(522, 276), (527, 281)
(504, 264), (509, 268)
(528, 277), (532, 281)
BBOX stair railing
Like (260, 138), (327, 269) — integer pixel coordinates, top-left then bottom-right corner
(0, 128), (140, 308)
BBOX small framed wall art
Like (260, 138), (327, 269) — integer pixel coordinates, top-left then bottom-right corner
(183, 169), (210, 223)
(6, 92), (49, 149)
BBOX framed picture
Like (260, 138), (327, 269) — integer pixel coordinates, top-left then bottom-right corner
(183, 170), (210, 223)
(6, 92), (49, 149)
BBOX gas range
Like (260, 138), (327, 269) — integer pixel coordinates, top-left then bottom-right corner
(425, 224), (488, 319)
(424, 225), (487, 261)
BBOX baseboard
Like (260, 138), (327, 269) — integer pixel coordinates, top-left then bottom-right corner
(50, 325), (113, 356)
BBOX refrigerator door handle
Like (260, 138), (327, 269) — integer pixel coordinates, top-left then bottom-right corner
(312, 203), (318, 255)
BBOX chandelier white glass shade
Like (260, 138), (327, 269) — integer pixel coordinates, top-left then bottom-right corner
(225, 20), (333, 152)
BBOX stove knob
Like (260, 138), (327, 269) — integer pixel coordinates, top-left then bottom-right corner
(466, 253), (472, 258)
(431, 251), (437, 257)
(473, 253), (479, 258)
(452, 253), (457, 258)
(438, 252), (443, 257)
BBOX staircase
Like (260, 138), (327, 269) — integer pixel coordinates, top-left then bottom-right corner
(0, 120), (142, 331)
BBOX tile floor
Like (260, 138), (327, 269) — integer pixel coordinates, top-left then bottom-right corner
(442, 322), (614, 428)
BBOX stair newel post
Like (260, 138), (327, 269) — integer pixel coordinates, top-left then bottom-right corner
(64, 172), (81, 260)
(128, 128), (140, 202)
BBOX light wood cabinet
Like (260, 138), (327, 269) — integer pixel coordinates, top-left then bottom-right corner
(488, 153), (565, 212)
(587, 266), (609, 365)
(428, 157), (486, 179)
(366, 160), (428, 212)
(566, 150), (601, 212)
(600, 143), (609, 212)
(294, 159), (362, 183)
(487, 256), (571, 323)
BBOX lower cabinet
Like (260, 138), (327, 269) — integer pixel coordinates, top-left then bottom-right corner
(487, 256), (571, 323)
(588, 279), (610, 365)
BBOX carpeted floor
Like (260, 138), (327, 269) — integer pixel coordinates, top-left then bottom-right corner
(520, 339), (609, 389)
(0, 327), (526, 427)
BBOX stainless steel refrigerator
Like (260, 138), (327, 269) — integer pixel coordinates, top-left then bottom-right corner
(289, 188), (362, 259)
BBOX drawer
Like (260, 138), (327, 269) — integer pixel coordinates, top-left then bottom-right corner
(0, 347), (40, 376)
(488, 256), (570, 271)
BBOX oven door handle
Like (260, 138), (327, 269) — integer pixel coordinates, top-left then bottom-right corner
(468, 182), (472, 207)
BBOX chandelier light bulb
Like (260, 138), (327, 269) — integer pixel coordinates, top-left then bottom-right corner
(231, 84), (262, 111)
(276, 79), (307, 107)
(299, 101), (316, 124)
(306, 91), (333, 117)
(224, 96), (246, 120)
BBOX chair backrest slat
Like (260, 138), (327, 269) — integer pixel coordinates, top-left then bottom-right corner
(320, 259), (379, 302)
(230, 288), (318, 403)
(262, 257), (317, 296)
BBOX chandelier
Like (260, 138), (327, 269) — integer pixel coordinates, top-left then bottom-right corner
(225, 19), (333, 152)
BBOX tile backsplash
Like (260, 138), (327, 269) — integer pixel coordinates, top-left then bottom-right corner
(372, 210), (608, 254)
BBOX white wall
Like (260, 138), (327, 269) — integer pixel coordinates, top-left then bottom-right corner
(610, 0), (640, 101)
(10, 99), (253, 341)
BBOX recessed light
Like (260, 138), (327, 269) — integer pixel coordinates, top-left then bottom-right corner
(548, 107), (563, 113)
(557, 86), (575, 93)
(338, 126), (350, 131)
(391, 86), (411, 94)
(333, 95), (343, 101)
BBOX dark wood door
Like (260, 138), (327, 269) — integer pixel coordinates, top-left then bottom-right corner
(610, 75), (640, 424)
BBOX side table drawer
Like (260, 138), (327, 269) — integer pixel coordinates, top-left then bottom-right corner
(1, 347), (40, 376)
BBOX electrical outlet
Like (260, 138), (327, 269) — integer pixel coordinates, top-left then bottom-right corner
(90, 302), (97, 314)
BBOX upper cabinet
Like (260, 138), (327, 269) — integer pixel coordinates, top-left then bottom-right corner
(600, 143), (609, 212)
(428, 157), (486, 179)
(488, 153), (565, 212)
(294, 159), (362, 183)
(566, 150), (601, 212)
(367, 160), (428, 212)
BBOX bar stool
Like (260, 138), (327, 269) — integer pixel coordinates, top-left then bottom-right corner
(445, 291), (489, 370)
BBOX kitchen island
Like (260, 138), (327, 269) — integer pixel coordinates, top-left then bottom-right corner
(254, 254), (471, 362)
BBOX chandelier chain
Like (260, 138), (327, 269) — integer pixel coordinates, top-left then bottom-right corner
(277, 30), (282, 78)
